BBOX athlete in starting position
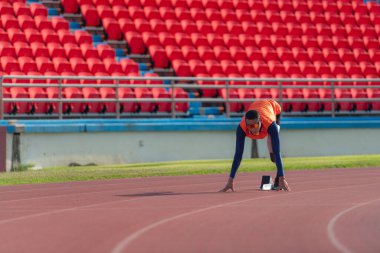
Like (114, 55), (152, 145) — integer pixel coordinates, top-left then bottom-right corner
(220, 99), (291, 192)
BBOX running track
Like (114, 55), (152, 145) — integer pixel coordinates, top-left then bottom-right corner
(0, 168), (379, 253)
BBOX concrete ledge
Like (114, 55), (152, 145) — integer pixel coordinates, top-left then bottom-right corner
(1, 117), (380, 133)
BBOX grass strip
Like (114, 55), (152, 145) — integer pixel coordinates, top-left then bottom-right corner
(0, 154), (379, 186)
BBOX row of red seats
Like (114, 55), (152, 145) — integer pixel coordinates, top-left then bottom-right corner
(62, 0), (380, 14)
(0, 41), (115, 59)
(170, 58), (380, 78)
(119, 17), (380, 37)
(0, 28), (93, 45)
(1, 15), (70, 32)
(0, 56), (139, 76)
(3, 86), (189, 114)
(0, 2), (46, 18)
(100, 6), (380, 25)
(221, 88), (380, 113)
(79, 6), (380, 43)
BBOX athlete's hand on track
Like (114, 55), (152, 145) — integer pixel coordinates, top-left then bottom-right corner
(277, 176), (291, 191)
(219, 177), (235, 192)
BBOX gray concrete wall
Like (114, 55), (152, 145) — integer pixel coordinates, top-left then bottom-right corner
(12, 131), (252, 171)
(5, 128), (380, 171)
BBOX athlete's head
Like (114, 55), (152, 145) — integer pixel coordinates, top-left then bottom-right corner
(245, 110), (261, 135)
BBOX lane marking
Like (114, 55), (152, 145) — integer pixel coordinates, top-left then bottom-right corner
(111, 182), (380, 253)
(327, 198), (380, 253)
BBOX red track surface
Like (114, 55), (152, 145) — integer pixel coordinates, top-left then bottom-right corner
(0, 168), (379, 253)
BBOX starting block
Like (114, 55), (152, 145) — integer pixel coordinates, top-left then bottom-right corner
(260, 175), (274, 191)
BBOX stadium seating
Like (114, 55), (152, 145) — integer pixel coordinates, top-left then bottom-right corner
(1, 0), (380, 116)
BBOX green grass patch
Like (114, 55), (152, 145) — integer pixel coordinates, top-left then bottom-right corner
(0, 154), (379, 186)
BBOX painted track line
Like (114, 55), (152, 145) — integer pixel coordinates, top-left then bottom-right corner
(111, 181), (380, 253)
(327, 198), (380, 253)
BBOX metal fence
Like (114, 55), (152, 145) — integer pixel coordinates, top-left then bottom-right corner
(1, 75), (380, 119)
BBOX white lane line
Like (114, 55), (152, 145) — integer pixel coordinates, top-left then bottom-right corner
(110, 182), (380, 253)
(0, 196), (152, 226)
(0, 168), (378, 195)
(327, 197), (380, 253)
(2, 170), (379, 203)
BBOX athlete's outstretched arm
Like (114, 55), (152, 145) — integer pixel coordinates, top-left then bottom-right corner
(267, 122), (284, 177)
(219, 125), (246, 192)
(229, 125), (246, 179)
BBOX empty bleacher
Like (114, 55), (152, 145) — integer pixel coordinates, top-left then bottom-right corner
(1, 0), (380, 118)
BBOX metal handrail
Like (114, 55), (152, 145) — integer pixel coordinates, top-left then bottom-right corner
(1, 75), (380, 119)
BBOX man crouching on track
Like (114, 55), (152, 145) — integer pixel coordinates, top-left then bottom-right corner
(219, 99), (291, 192)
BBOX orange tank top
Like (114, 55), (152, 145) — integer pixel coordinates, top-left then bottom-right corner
(239, 99), (281, 139)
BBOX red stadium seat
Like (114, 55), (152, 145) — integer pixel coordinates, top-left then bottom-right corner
(335, 88), (354, 111)
(61, 0), (78, 13)
(18, 15), (36, 30)
(117, 86), (138, 113)
(96, 4), (114, 19)
(142, 31), (160, 47)
(197, 20), (214, 35)
(206, 34), (224, 48)
(236, 60), (254, 76)
(36, 57), (55, 73)
(1, 14), (19, 30)
(7, 28), (27, 43)
(180, 20), (197, 34)
(337, 48), (355, 62)
(148, 45), (169, 68)
(29, 4), (47, 17)
(191, 33), (208, 48)
(172, 59), (191, 76)
(323, 48), (340, 62)
(1, 56), (20, 73)
(198, 45), (215, 61)
(302, 88), (322, 112)
(238, 35), (255, 49)
(0, 2), (14, 16)
(96, 44), (115, 59)
(120, 58), (139, 74)
(314, 61), (331, 76)
(13, 2), (32, 16)
(14, 42), (32, 58)
(103, 58), (122, 74)
(57, 30), (76, 44)
(261, 46), (279, 61)
(87, 58), (107, 74)
(9, 87), (31, 114)
(165, 45), (183, 61)
(0, 42), (16, 57)
(214, 46), (232, 61)
(205, 59), (223, 76)
(103, 18), (122, 40)
(51, 17), (69, 31)
(150, 19), (167, 34)
(135, 18), (152, 34)
(74, 30), (92, 45)
(63, 43), (82, 59)
(70, 58), (90, 74)
(181, 45), (199, 61)
(41, 29), (60, 44)
(246, 46), (264, 62)
(367, 89), (380, 111)
(283, 61), (301, 75)
(53, 57), (73, 73)
(80, 5), (100, 26)
(19, 56), (38, 73)
(47, 43), (66, 58)
(124, 31), (145, 54)
(79, 44), (98, 59)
